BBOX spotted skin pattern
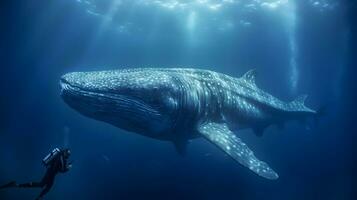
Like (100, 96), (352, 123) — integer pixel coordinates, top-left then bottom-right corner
(60, 68), (317, 180)
(198, 122), (278, 179)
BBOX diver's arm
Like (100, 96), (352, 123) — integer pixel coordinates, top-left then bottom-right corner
(66, 161), (73, 170)
(59, 156), (67, 172)
(59, 156), (72, 172)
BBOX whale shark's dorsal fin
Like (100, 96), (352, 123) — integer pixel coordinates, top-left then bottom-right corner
(292, 94), (308, 105)
(241, 69), (257, 86)
(198, 122), (279, 180)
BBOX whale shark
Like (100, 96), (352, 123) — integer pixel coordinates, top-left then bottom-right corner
(60, 68), (318, 180)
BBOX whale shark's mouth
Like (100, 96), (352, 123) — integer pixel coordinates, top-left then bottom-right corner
(60, 78), (108, 98)
(60, 77), (171, 136)
(60, 77), (85, 96)
(60, 78), (72, 95)
(60, 77), (162, 123)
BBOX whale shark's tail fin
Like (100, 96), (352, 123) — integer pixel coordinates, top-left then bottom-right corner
(289, 95), (310, 111)
(291, 94), (308, 106)
(289, 94), (318, 114)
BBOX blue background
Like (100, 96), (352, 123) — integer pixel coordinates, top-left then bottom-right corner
(0, 0), (356, 199)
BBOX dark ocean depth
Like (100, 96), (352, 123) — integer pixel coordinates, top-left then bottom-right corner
(0, 0), (356, 199)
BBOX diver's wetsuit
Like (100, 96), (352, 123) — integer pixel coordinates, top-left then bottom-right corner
(0, 149), (72, 200)
(18, 153), (71, 200)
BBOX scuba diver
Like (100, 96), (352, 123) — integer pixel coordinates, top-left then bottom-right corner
(0, 148), (72, 200)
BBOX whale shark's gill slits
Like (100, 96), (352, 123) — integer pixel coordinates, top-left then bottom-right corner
(170, 74), (202, 134)
(171, 75), (191, 131)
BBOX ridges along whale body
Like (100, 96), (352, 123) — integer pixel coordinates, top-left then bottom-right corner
(60, 68), (318, 180)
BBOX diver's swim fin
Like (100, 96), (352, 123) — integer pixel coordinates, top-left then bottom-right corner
(0, 181), (17, 189)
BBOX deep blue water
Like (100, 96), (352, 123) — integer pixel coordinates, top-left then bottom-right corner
(1, 0), (356, 199)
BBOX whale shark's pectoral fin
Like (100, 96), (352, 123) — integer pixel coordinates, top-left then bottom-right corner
(198, 122), (279, 180)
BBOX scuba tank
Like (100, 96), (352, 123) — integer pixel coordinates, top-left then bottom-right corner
(42, 148), (61, 166)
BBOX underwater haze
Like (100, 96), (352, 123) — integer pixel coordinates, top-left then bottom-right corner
(1, 0), (356, 200)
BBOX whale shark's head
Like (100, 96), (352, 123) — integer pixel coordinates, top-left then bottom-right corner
(60, 69), (180, 138)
